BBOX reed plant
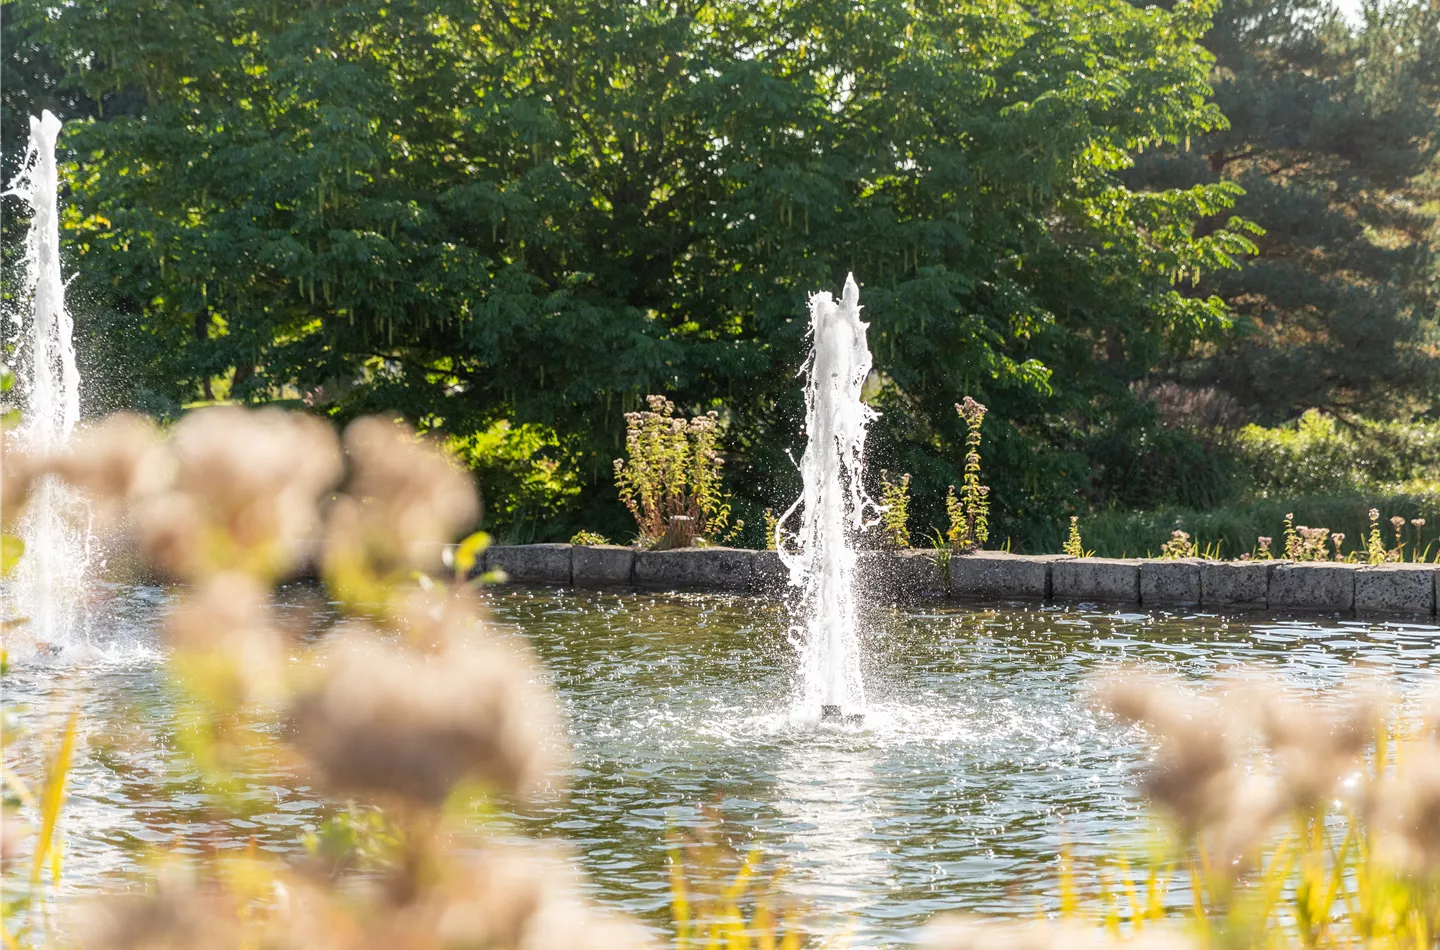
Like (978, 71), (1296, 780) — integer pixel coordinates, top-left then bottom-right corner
(921, 667), (1440, 950)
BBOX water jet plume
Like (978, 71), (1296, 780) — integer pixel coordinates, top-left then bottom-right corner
(778, 273), (877, 722)
(5, 111), (85, 649)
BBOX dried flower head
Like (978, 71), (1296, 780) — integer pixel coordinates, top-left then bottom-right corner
(1413, 518), (1426, 529)
(0, 441), (35, 530)
(919, 917), (1197, 950)
(132, 407), (342, 580)
(1096, 672), (1237, 832)
(281, 846), (656, 950)
(1247, 674), (1389, 811)
(325, 417), (478, 576)
(1392, 515), (1407, 532)
(291, 634), (556, 805)
(1369, 743), (1440, 876)
(1258, 536), (1272, 550)
(42, 413), (170, 510)
(955, 397), (988, 427)
(0, 811), (27, 874)
(76, 868), (240, 950)
(1370, 508), (1381, 522)
(164, 572), (287, 705)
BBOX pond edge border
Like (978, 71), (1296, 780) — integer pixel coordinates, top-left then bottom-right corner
(475, 545), (1440, 617)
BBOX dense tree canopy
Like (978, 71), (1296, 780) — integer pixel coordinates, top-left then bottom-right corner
(1134, 0), (1440, 421)
(2, 0), (1311, 541)
(11, 0), (1249, 538)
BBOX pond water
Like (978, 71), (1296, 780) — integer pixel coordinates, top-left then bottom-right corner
(6, 583), (1440, 945)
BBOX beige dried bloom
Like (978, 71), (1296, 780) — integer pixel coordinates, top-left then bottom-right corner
(1413, 518), (1426, 529)
(0, 810), (27, 874)
(76, 870), (240, 950)
(1370, 508), (1381, 522)
(0, 440), (35, 530)
(291, 634), (556, 805)
(1205, 773), (1283, 871)
(165, 572), (287, 705)
(42, 413), (170, 508)
(390, 584), (491, 652)
(1097, 672), (1237, 832)
(919, 917), (1197, 950)
(325, 417), (478, 576)
(133, 407), (342, 580)
(1246, 674), (1388, 812)
(432, 848), (655, 950)
(1392, 516), (1408, 532)
(1369, 743), (1440, 876)
(282, 847), (655, 950)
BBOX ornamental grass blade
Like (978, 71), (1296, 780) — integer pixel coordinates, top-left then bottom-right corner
(29, 709), (78, 890)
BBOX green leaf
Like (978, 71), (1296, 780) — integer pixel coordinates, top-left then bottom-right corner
(0, 535), (24, 579)
(453, 531), (490, 577)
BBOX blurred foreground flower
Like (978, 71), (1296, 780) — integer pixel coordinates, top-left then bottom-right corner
(325, 416), (478, 581)
(291, 633), (556, 805)
(920, 917), (1197, 950)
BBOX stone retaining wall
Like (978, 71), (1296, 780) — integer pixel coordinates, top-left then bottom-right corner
(475, 545), (1440, 616)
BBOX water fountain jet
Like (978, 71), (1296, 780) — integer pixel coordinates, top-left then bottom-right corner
(777, 273), (877, 725)
(5, 110), (86, 650)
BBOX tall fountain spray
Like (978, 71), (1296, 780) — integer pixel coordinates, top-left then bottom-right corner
(777, 274), (877, 722)
(6, 110), (85, 648)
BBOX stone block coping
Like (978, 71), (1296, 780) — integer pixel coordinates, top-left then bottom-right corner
(464, 544), (1440, 616)
(1051, 558), (1142, 603)
(1269, 562), (1355, 612)
(1139, 559), (1201, 606)
(950, 551), (1063, 600)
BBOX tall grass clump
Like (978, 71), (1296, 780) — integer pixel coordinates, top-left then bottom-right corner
(613, 395), (741, 549)
(920, 666), (1440, 950)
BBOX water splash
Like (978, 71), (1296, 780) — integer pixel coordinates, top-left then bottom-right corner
(777, 274), (878, 720)
(5, 110), (87, 648)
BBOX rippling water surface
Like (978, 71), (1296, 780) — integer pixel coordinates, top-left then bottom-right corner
(6, 582), (1439, 944)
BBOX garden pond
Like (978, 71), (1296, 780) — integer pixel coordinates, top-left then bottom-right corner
(6, 584), (1440, 945)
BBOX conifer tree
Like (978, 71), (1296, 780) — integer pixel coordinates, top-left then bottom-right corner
(1133, 0), (1440, 420)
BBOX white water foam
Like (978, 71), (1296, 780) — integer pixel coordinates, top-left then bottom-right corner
(4, 111), (88, 649)
(777, 273), (878, 719)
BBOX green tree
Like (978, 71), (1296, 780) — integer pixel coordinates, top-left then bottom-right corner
(1132, 0), (1440, 422)
(24, 0), (1254, 541)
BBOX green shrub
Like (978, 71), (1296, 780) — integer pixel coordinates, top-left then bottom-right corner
(612, 396), (741, 549)
(1236, 410), (1440, 498)
(450, 420), (581, 544)
(878, 471), (912, 549)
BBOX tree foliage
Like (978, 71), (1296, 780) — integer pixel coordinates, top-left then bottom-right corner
(1133, 0), (1440, 422)
(15, 0), (1260, 540)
